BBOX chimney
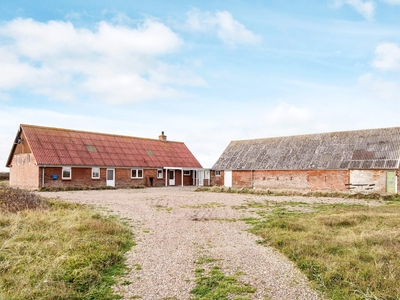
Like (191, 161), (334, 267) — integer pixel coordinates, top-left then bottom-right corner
(159, 131), (167, 142)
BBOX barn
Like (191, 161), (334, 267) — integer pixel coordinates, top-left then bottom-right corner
(211, 127), (400, 193)
(6, 124), (206, 190)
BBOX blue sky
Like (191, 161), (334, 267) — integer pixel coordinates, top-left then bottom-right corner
(1, 0), (400, 171)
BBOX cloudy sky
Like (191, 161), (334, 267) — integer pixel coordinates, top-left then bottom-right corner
(1, 0), (400, 171)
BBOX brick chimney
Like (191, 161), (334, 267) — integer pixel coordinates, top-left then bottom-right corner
(159, 131), (167, 142)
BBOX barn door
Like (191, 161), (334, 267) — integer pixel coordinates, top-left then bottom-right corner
(224, 170), (232, 187)
(386, 171), (397, 193)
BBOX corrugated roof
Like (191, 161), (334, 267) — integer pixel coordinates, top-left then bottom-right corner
(18, 124), (202, 168)
(212, 127), (400, 170)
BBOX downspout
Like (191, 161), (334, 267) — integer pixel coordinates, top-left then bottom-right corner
(165, 168), (168, 187)
(251, 169), (254, 188)
(42, 165), (46, 188)
(181, 168), (183, 188)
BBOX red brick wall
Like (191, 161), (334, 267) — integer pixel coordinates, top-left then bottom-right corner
(211, 170), (224, 186)
(214, 169), (350, 192)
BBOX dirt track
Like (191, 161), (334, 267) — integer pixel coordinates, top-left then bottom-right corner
(38, 187), (361, 299)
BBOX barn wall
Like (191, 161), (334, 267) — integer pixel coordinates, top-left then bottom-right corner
(220, 169), (351, 192)
(211, 170), (224, 186)
(9, 153), (39, 189)
(349, 170), (387, 193)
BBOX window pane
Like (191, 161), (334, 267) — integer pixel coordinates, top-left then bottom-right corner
(92, 168), (100, 178)
(62, 168), (71, 179)
(157, 169), (163, 178)
(131, 169), (136, 178)
(138, 170), (143, 178)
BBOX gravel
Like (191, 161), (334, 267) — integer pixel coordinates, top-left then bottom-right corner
(38, 187), (377, 299)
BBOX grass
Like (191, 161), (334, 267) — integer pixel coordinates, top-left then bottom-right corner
(0, 185), (135, 300)
(244, 202), (400, 300)
(190, 257), (256, 300)
(180, 202), (226, 209)
(196, 186), (400, 201)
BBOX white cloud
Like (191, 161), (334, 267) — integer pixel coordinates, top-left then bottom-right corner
(357, 72), (399, 99)
(186, 9), (261, 45)
(264, 103), (311, 126)
(0, 18), (205, 103)
(372, 42), (400, 71)
(333, 0), (375, 20)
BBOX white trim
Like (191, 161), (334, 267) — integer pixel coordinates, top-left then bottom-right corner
(62, 167), (72, 180)
(131, 169), (143, 178)
(157, 169), (163, 178)
(92, 167), (100, 179)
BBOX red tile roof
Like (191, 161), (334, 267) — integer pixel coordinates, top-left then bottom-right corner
(19, 124), (202, 168)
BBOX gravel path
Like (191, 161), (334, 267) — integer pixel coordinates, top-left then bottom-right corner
(38, 187), (377, 300)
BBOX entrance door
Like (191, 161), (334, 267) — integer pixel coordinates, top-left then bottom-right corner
(387, 171), (397, 193)
(106, 169), (115, 187)
(169, 170), (175, 186)
(224, 170), (232, 187)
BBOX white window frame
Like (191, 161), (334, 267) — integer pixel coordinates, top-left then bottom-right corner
(215, 170), (221, 176)
(92, 167), (100, 179)
(62, 167), (72, 180)
(157, 169), (163, 178)
(131, 169), (143, 179)
(183, 170), (191, 176)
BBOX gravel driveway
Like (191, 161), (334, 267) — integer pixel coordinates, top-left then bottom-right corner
(39, 187), (332, 300)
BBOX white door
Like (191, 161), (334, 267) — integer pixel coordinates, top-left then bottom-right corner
(106, 169), (115, 187)
(224, 170), (232, 187)
(169, 170), (175, 186)
(198, 170), (204, 186)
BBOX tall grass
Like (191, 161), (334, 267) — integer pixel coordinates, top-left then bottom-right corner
(0, 185), (134, 300)
(245, 203), (400, 299)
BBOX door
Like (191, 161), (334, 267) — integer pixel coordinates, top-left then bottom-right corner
(169, 170), (175, 186)
(106, 168), (115, 187)
(386, 171), (397, 193)
(224, 170), (232, 187)
(198, 170), (204, 186)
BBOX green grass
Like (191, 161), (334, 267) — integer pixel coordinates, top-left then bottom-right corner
(244, 202), (400, 300)
(0, 185), (135, 300)
(190, 266), (256, 300)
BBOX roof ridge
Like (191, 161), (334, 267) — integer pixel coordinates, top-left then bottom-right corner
(20, 124), (184, 144)
(230, 126), (400, 143)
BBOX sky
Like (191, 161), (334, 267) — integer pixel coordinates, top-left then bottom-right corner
(1, 0), (400, 171)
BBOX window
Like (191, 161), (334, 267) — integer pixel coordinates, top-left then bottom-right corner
(131, 169), (143, 178)
(157, 169), (163, 178)
(16, 155), (19, 166)
(92, 167), (100, 179)
(62, 167), (72, 180)
(215, 170), (221, 176)
(183, 170), (191, 176)
(27, 154), (31, 164)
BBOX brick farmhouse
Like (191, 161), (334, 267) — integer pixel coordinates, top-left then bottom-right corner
(6, 124), (206, 190)
(211, 127), (400, 193)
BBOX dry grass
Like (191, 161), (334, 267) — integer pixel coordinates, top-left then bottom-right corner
(0, 186), (134, 300)
(244, 202), (400, 299)
(196, 186), (400, 201)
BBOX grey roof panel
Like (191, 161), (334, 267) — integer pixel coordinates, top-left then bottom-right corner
(213, 127), (400, 170)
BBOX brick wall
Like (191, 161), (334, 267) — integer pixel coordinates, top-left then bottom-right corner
(217, 169), (351, 192)
(9, 153), (39, 189)
(349, 170), (388, 193)
(211, 170), (224, 186)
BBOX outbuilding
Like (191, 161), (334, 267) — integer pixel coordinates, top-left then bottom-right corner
(211, 127), (400, 193)
(6, 124), (206, 189)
